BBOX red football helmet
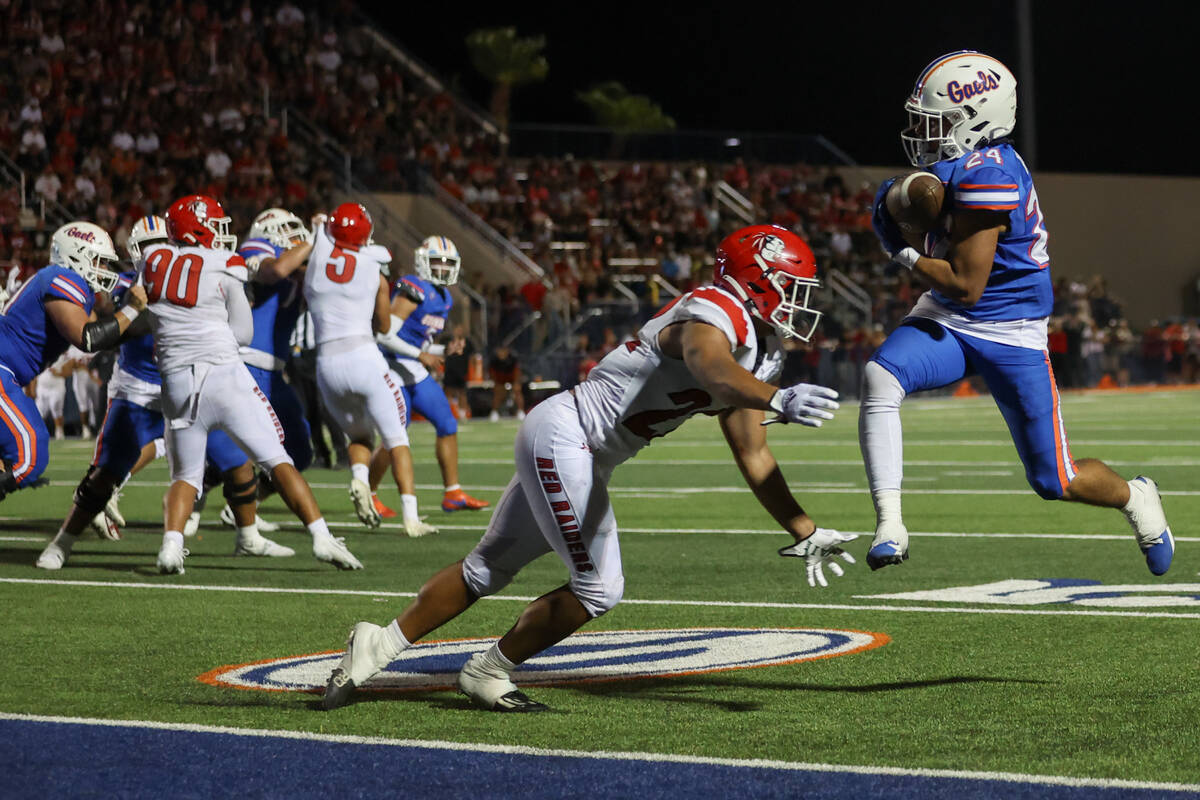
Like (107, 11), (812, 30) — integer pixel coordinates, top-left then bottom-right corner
(328, 202), (373, 248)
(166, 194), (237, 250)
(713, 225), (822, 341)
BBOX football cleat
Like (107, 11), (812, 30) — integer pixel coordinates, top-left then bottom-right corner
(457, 652), (548, 713)
(1125, 476), (1174, 576)
(402, 517), (439, 538)
(321, 621), (391, 710)
(219, 504), (279, 532)
(156, 539), (189, 575)
(183, 511), (202, 538)
(234, 536), (296, 558)
(349, 479), (381, 529)
(35, 539), (71, 570)
(442, 489), (490, 512)
(89, 510), (121, 541)
(866, 521), (909, 570)
(104, 490), (126, 528)
(372, 494), (397, 519)
(312, 534), (363, 570)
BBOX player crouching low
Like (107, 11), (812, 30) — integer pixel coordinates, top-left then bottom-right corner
(142, 194), (361, 574)
(320, 225), (854, 713)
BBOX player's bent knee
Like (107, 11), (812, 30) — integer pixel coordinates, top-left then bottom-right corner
(461, 552), (514, 598)
(1026, 470), (1066, 501)
(570, 575), (624, 618)
(73, 465), (118, 514)
(433, 417), (458, 438)
(222, 473), (258, 508)
(862, 360), (907, 408)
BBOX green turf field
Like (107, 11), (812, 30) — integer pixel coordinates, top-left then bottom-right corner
(1, 389), (1197, 785)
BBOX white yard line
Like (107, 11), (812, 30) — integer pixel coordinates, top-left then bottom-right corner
(0, 712), (1197, 793)
(1, 577), (1197, 620)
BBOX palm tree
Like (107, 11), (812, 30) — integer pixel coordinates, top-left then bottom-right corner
(577, 82), (676, 158)
(465, 27), (549, 145)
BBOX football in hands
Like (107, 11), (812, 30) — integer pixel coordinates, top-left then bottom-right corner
(885, 172), (945, 247)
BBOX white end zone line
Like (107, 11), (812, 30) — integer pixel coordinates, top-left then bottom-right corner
(1, 577), (1198, 620)
(2, 713), (1197, 794)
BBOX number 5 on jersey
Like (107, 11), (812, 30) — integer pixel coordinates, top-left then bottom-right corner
(143, 250), (202, 308)
(325, 247), (357, 284)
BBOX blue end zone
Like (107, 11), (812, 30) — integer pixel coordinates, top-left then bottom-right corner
(1, 718), (1192, 799)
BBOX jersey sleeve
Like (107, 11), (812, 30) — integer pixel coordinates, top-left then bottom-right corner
(951, 164), (1021, 211)
(676, 287), (751, 350)
(44, 268), (91, 308)
(223, 253), (249, 282)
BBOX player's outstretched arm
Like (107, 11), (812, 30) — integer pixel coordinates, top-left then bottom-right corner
(46, 285), (147, 353)
(256, 242), (314, 285)
(674, 321), (776, 410)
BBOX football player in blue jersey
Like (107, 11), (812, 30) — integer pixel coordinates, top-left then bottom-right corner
(198, 208), (315, 555)
(1, 221), (146, 503)
(862, 50), (1174, 576)
(37, 218), (169, 568)
(368, 235), (490, 520)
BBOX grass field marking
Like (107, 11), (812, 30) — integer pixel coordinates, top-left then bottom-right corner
(2, 712), (1197, 793)
(650, 438), (1200, 447)
(3, 577), (1198, 620)
(0, 536), (44, 543)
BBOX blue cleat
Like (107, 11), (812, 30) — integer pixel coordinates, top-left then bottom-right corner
(1124, 476), (1173, 576)
(866, 522), (909, 571)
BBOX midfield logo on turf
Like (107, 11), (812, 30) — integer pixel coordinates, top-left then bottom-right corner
(861, 579), (1200, 608)
(198, 627), (890, 693)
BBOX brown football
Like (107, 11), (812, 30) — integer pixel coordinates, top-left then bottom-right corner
(885, 171), (945, 242)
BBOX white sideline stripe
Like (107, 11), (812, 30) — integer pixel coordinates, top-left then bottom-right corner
(0, 536), (43, 542)
(2, 577), (1198, 620)
(53, 481), (1200, 497)
(1, 713), (1196, 793)
(651, 439), (1200, 447)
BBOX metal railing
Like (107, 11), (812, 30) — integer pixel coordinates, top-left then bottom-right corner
(714, 180), (756, 225)
(1, 151), (72, 227)
(826, 267), (872, 322)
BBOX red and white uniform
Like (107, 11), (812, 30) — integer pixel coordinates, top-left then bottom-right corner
(463, 285), (782, 617)
(302, 225), (409, 448)
(139, 243), (290, 489)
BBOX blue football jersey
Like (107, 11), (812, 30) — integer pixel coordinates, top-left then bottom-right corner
(112, 272), (159, 385)
(240, 238), (303, 361)
(391, 275), (452, 350)
(0, 265), (95, 386)
(927, 142), (1053, 321)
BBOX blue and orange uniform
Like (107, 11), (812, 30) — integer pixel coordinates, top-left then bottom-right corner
(871, 141), (1076, 498)
(0, 266), (94, 489)
(381, 274), (458, 439)
(206, 238), (312, 474)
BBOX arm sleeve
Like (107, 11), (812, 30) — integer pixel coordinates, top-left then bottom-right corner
(81, 317), (122, 352)
(223, 275), (254, 346)
(375, 315), (424, 358)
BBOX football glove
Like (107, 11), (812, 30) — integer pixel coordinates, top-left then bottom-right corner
(764, 383), (840, 427)
(778, 529), (859, 588)
(871, 178), (907, 257)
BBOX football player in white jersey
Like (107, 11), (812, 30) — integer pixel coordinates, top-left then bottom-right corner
(303, 202), (436, 538)
(321, 224), (852, 713)
(141, 194), (362, 574)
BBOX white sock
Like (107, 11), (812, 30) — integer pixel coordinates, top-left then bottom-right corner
(479, 642), (517, 675)
(444, 484), (460, 493)
(237, 524), (260, 544)
(163, 530), (184, 548)
(859, 361), (906, 504)
(873, 490), (903, 526)
(1122, 480), (1142, 514)
(400, 494), (419, 520)
(383, 619), (410, 658)
(307, 518), (331, 539)
(350, 463), (369, 485)
(52, 529), (79, 548)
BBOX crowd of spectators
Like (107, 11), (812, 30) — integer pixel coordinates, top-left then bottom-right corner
(2, 0), (1195, 399)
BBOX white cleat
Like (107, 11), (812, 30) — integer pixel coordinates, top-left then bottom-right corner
(104, 491), (126, 528)
(866, 520), (909, 571)
(313, 534), (363, 570)
(402, 517), (439, 538)
(156, 539), (189, 575)
(183, 511), (202, 538)
(1124, 476), (1174, 576)
(234, 536), (296, 558)
(321, 621), (393, 710)
(35, 540), (70, 570)
(349, 479), (381, 529)
(219, 504), (279, 532)
(457, 652), (548, 712)
(89, 510), (121, 541)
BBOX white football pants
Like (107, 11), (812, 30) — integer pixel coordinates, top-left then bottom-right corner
(316, 343), (410, 450)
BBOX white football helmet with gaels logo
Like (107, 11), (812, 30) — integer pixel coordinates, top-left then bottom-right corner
(901, 50), (1017, 167)
(248, 208), (312, 249)
(50, 221), (120, 293)
(713, 224), (821, 341)
(414, 235), (461, 286)
(126, 215), (169, 262)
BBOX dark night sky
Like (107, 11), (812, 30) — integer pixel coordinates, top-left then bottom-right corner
(367, 1), (1198, 176)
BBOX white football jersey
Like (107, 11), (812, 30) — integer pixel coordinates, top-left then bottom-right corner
(303, 225), (392, 346)
(573, 285), (783, 465)
(139, 242), (248, 374)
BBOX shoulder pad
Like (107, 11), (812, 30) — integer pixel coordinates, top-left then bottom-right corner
(683, 286), (751, 348)
(397, 278), (425, 303)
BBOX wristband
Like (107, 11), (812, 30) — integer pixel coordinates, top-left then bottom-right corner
(118, 305), (141, 324)
(768, 389), (785, 414)
(893, 247), (921, 270)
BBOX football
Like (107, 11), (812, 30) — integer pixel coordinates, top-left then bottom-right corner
(885, 171), (946, 243)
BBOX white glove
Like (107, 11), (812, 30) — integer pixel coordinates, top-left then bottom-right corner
(764, 384), (840, 427)
(778, 528), (859, 588)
